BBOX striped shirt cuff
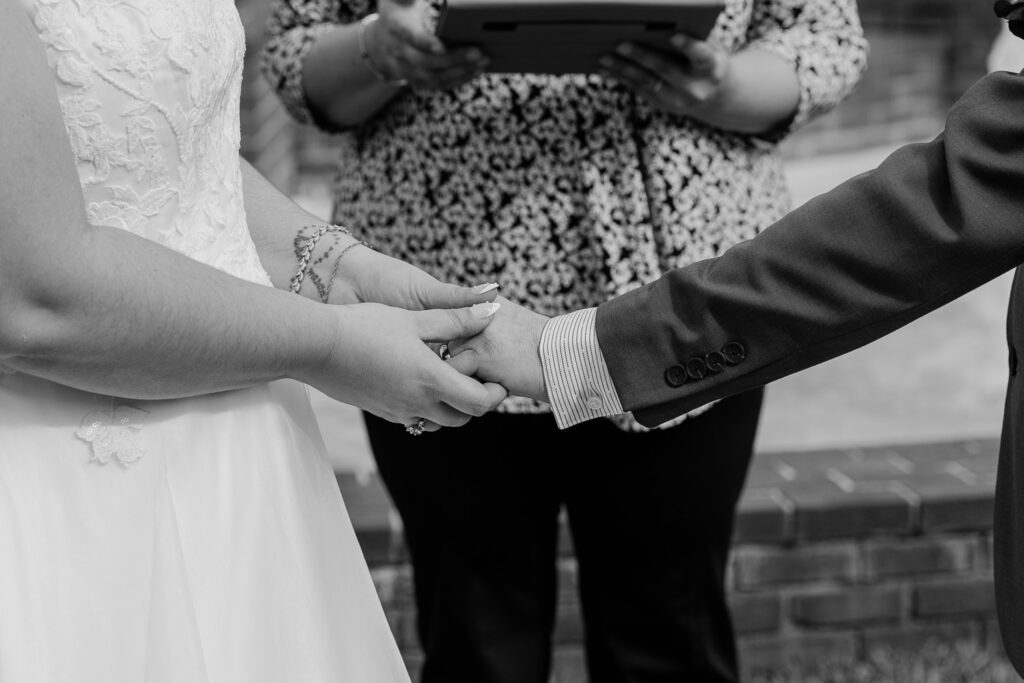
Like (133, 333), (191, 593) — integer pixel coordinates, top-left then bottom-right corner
(539, 308), (624, 429)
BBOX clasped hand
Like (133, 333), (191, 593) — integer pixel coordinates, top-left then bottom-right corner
(447, 297), (550, 405)
(600, 34), (731, 121)
(326, 248), (549, 429)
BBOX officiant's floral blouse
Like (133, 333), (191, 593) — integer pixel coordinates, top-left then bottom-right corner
(262, 0), (867, 428)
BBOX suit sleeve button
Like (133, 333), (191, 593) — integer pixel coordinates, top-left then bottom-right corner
(686, 358), (708, 381)
(722, 341), (747, 365)
(664, 365), (688, 388)
(705, 351), (726, 373)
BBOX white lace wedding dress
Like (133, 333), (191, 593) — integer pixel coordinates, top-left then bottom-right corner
(0, 1), (409, 681)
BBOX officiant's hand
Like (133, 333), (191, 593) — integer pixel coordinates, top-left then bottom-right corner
(599, 35), (732, 122)
(447, 297), (550, 403)
(330, 245), (501, 311)
(599, 35), (801, 135)
(370, 0), (488, 90)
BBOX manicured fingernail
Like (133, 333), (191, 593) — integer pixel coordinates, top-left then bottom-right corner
(471, 302), (501, 318)
(599, 56), (614, 69)
(616, 43), (632, 56)
(473, 282), (500, 294)
(671, 34), (688, 48)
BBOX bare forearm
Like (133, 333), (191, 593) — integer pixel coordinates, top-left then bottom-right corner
(692, 48), (800, 134)
(0, 0), (330, 399)
(0, 222), (334, 399)
(302, 21), (401, 128)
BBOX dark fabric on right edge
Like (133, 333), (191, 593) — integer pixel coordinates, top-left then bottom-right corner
(595, 70), (1024, 669)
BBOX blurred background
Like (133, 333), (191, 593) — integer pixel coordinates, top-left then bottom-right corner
(233, 2), (1024, 680)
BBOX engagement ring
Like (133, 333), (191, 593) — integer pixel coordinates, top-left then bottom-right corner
(405, 418), (427, 436)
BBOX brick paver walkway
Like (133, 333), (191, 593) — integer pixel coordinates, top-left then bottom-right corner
(737, 439), (998, 544)
(338, 438), (1000, 559)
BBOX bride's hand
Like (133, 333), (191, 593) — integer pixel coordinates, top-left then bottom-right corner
(331, 246), (500, 311)
(303, 300), (507, 429)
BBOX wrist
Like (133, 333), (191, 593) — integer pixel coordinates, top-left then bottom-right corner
(290, 224), (369, 304)
(682, 55), (735, 126)
(290, 302), (348, 386)
(361, 14), (407, 87)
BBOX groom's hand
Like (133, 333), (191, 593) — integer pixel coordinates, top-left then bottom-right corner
(332, 246), (500, 311)
(447, 297), (550, 402)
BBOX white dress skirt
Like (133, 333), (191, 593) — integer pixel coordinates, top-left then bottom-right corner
(0, 1), (409, 681)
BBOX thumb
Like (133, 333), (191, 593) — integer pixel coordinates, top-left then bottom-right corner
(670, 34), (718, 75)
(416, 280), (500, 310)
(413, 302), (501, 342)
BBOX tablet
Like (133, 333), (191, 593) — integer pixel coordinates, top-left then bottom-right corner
(436, 0), (725, 75)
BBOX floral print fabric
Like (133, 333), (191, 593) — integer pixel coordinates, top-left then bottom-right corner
(262, 0), (867, 426)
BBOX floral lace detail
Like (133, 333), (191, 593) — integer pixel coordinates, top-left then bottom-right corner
(22, 0), (272, 284)
(17, 0), (275, 458)
(76, 405), (149, 467)
(0, 365), (17, 377)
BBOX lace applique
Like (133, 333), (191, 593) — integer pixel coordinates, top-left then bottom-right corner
(24, 0), (272, 286)
(0, 364), (16, 377)
(76, 405), (149, 467)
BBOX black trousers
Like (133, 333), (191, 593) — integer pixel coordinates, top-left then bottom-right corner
(364, 388), (763, 683)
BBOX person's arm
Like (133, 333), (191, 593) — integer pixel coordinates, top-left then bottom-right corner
(260, 0), (486, 131)
(451, 71), (1024, 426)
(599, 69), (1024, 425)
(240, 158), (500, 311)
(599, 0), (868, 136)
(0, 0), (504, 428)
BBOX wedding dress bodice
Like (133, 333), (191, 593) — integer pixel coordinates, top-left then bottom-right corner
(20, 0), (272, 286)
(0, 5), (410, 680)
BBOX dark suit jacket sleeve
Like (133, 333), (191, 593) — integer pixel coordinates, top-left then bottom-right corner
(596, 71), (1024, 428)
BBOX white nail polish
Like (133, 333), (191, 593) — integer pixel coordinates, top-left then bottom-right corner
(473, 282), (500, 294)
(471, 302), (501, 318)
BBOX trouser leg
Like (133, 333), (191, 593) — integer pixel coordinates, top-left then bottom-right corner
(365, 412), (563, 683)
(561, 390), (764, 683)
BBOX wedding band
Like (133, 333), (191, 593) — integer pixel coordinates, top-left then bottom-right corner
(438, 343), (452, 361)
(405, 418), (427, 436)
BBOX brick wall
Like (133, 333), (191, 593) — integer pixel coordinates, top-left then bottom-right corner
(343, 439), (1014, 681)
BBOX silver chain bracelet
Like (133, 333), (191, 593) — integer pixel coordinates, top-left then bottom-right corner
(290, 224), (350, 295)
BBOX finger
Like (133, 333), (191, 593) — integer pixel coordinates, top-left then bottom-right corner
(600, 53), (659, 88)
(600, 55), (672, 104)
(613, 42), (689, 82)
(431, 61), (489, 90)
(394, 43), (484, 72)
(420, 402), (473, 428)
(416, 280), (500, 310)
(385, 15), (445, 55)
(399, 417), (441, 433)
(669, 34), (720, 76)
(446, 348), (479, 376)
(432, 359), (508, 416)
(413, 302), (500, 343)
